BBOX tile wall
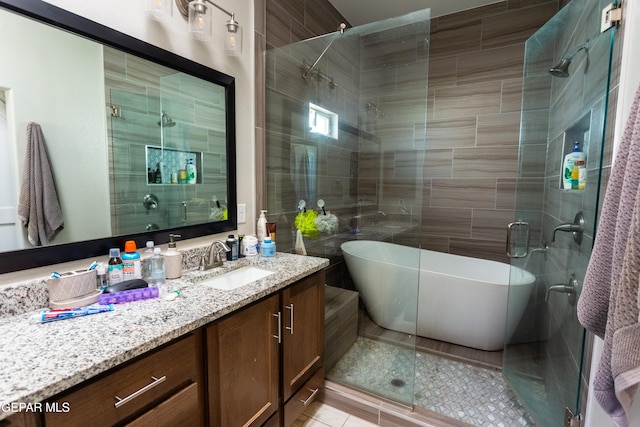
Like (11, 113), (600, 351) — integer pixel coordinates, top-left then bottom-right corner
(423, 1), (559, 263)
(259, 1), (562, 265)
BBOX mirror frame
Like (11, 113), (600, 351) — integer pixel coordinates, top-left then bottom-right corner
(0, 0), (237, 274)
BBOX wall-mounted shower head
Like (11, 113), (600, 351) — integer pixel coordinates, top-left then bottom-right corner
(158, 111), (176, 127)
(549, 40), (589, 78)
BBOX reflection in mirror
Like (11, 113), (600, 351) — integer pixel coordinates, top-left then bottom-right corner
(0, 0), (236, 274)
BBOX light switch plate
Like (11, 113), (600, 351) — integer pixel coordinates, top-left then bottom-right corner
(237, 203), (246, 223)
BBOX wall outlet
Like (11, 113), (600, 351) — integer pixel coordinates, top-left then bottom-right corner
(237, 203), (246, 223)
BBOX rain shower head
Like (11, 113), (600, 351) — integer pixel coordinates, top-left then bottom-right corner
(549, 40), (589, 78)
(158, 111), (176, 127)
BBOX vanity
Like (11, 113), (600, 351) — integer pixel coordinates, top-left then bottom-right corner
(0, 253), (328, 426)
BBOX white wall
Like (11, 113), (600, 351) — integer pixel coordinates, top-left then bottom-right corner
(585, 1), (640, 425)
(0, 9), (111, 247)
(41, 0), (256, 236)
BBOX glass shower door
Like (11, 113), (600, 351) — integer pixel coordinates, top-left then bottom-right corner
(504, 1), (617, 426)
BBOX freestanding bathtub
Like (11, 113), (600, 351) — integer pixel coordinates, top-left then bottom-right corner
(341, 240), (535, 351)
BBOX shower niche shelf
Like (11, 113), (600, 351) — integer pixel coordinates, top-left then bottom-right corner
(146, 146), (202, 185)
(559, 112), (591, 191)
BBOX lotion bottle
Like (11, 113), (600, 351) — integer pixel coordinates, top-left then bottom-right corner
(256, 210), (267, 244)
(165, 233), (182, 279)
(563, 141), (585, 189)
(186, 159), (197, 184)
(257, 210), (268, 245)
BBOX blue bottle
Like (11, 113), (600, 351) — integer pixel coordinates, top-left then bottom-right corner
(261, 237), (276, 257)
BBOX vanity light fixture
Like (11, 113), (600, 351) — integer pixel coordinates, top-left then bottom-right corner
(148, 0), (242, 55)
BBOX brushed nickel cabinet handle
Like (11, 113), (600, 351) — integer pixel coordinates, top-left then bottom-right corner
(114, 375), (167, 408)
(285, 303), (294, 334)
(273, 312), (282, 343)
(300, 387), (319, 406)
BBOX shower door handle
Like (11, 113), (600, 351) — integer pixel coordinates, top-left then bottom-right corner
(506, 221), (530, 258)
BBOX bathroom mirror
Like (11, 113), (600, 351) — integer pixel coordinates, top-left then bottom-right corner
(0, 0), (237, 274)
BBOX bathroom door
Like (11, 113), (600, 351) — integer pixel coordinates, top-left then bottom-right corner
(503, 1), (617, 426)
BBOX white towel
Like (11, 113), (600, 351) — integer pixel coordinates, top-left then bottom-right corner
(17, 122), (64, 246)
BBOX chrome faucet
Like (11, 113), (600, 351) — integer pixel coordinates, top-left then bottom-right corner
(551, 212), (584, 244)
(199, 240), (231, 271)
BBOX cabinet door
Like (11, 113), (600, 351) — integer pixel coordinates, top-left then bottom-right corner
(207, 295), (280, 427)
(282, 271), (325, 401)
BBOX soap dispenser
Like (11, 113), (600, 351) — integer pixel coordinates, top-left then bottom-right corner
(165, 234), (182, 279)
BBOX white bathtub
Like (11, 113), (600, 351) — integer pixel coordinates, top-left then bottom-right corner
(341, 240), (535, 351)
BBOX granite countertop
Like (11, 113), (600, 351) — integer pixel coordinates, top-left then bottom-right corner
(0, 253), (328, 420)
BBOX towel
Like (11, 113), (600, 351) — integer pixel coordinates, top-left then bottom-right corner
(17, 122), (64, 246)
(578, 84), (640, 427)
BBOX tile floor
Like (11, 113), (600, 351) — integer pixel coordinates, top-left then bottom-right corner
(293, 401), (378, 427)
(327, 337), (537, 427)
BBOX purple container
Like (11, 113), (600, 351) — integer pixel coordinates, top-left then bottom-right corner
(98, 286), (159, 305)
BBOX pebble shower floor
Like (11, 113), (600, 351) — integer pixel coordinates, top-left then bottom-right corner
(328, 337), (538, 427)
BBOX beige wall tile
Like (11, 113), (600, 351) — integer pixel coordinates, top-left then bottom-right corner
(477, 112), (521, 147)
(421, 207), (472, 238)
(431, 178), (497, 208)
(472, 209), (515, 240)
(426, 117), (477, 149)
(453, 146), (518, 178)
(434, 82), (502, 120)
(482, 2), (558, 49)
(457, 44), (524, 85)
(424, 149), (453, 178)
(429, 19), (482, 59)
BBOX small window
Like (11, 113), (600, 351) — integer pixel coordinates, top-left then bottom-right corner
(309, 103), (338, 139)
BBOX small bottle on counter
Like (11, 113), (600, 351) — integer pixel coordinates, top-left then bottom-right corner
(96, 263), (109, 291)
(226, 234), (238, 261)
(141, 240), (155, 281)
(108, 248), (124, 284)
(261, 237), (276, 257)
(122, 240), (142, 280)
(150, 248), (166, 286)
(165, 233), (183, 279)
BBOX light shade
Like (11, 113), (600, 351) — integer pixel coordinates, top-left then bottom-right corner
(188, 0), (212, 41)
(146, 0), (172, 21)
(224, 15), (242, 56)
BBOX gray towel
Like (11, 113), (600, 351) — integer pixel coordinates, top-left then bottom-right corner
(17, 122), (64, 246)
(578, 84), (640, 427)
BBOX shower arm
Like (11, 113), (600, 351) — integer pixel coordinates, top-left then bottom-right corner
(302, 23), (346, 80)
(564, 43), (588, 61)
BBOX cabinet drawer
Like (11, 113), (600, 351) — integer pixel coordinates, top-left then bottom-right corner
(125, 382), (199, 427)
(45, 334), (200, 427)
(283, 368), (324, 427)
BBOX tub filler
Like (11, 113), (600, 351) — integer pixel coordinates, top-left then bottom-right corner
(341, 240), (535, 351)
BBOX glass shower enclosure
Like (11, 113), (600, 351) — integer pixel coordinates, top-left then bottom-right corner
(505, 1), (617, 425)
(265, 10), (430, 406)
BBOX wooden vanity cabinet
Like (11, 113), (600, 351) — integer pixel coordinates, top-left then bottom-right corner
(44, 332), (204, 427)
(206, 294), (280, 427)
(206, 270), (325, 427)
(281, 273), (325, 425)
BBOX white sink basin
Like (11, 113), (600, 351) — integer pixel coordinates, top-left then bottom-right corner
(199, 266), (275, 291)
